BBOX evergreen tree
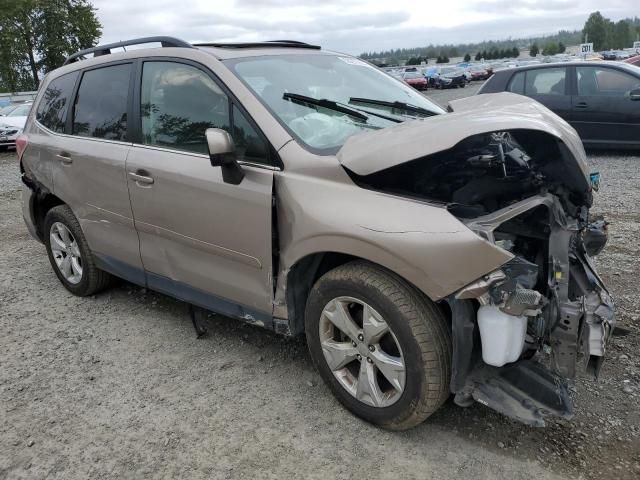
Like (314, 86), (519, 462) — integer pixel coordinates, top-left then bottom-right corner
(582, 11), (608, 50)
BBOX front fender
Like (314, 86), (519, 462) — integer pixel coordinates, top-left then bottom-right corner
(274, 165), (513, 303)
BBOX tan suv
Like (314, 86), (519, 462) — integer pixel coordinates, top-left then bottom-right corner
(19, 37), (615, 429)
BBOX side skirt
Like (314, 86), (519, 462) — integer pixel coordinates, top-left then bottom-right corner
(94, 254), (274, 331)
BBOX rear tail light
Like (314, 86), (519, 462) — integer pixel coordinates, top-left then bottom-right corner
(16, 134), (28, 161)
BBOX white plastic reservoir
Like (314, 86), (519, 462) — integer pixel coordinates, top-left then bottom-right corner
(477, 305), (527, 367)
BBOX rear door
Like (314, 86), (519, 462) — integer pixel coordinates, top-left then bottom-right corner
(51, 62), (144, 282)
(507, 66), (571, 121)
(571, 65), (640, 146)
(27, 71), (79, 192)
(126, 60), (275, 318)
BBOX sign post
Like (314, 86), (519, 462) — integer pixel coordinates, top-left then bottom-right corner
(580, 43), (594, 59)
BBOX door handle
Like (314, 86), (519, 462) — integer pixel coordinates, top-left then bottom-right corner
(575, 102), (589, 109)
(128, 170), (154, 185)
(56, 152), (72, 165)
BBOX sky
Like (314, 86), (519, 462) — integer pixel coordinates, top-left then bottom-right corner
(92, 0), (638, 55)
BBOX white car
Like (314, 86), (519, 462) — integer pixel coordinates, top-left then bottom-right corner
(0, 103), (32, 148)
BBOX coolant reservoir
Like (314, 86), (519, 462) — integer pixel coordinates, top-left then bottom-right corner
(477, 305), (527, 367)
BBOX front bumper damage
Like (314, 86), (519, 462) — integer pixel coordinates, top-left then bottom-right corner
(448, 194), (615, 426)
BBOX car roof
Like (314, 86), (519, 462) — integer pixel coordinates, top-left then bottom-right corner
(195, 44), (337, 60)
(45, 37), (350, 83)
(493, 60), (638, 75)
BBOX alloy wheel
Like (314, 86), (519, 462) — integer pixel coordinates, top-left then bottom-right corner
(49, 222), (83, 284)
(318, 296), (406, 408)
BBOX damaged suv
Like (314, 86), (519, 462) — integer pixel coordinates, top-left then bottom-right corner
(20, 37), (614, 430)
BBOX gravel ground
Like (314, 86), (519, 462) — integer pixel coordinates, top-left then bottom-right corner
(1, 84), (638, 479)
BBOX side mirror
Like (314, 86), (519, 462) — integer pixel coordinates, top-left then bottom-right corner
(630, 88), (640, 101)
(205, 128), (244, 185)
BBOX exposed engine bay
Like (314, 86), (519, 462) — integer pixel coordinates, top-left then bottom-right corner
(350, 130), (615, 426)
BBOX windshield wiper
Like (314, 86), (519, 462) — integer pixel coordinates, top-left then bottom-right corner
(283, 93), (368, 121)
(348, 97), (437, 117)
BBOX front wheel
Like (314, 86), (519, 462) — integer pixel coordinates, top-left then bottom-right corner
(305, 261), (452, 430)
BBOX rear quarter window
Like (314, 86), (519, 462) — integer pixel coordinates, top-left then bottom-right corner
(36, 71), (79, 133)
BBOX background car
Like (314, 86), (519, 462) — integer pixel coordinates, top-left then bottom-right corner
(430, 66), (467, 89)
(0, 102), (31, 148)
(402, 71), (429, 90)
(624, 54), (640, 67)
(468, 65), (491, 80)
(478, 61), (640, 148)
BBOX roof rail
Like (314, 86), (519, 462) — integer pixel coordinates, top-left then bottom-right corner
(193, 40), (321, 50)
(63, 36), (194, 65)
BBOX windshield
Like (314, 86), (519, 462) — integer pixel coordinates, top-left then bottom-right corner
(0, 104), (18, 116)
(8, 104), (31, 117)
(226, 54), (444, 152)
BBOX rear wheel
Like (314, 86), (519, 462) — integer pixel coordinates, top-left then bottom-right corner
(44, 205), (115, 296)
(305, 261), (452, 430)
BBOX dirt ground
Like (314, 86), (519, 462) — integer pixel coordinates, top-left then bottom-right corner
(1, 83), (638, 479)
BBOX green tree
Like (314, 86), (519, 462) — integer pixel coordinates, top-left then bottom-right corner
(464, 53), (471, 62)
(583, 11), (608, 51)
(558, 42), (566, 53)
(529, 43), (539, 56)
(406, 56), (422, 65)
(511, 47), (520, 57)
(542, 42), (560, 56)
(0, 0), (101, 91)
(612, 20), (631, 49)
(474, 51), (481, 61)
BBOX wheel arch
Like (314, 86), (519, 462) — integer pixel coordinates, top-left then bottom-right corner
(26, 181), (65, 241)
(283, 249), (449, 336)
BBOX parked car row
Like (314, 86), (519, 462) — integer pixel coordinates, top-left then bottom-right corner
(386, 63), (492, 91)
(0, 102), (32, 149)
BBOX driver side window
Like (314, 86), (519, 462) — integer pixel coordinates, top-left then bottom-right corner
(141, 61), (230, 154)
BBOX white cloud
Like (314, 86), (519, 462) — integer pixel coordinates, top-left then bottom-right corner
(91, 0), (637, 55)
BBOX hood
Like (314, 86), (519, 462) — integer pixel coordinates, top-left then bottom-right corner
(0, 116), (27, 129)
(337, 92), (589, 181)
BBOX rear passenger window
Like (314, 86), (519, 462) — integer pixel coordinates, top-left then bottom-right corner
(508, 72), (525, 94)
(140, 61), (229, 154)
(36, 71), (79, 133)
(73, 64), (131, 141)
(524, 68), (566, 95)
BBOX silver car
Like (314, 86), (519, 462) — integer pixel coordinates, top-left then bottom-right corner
(19, 37), (614, 429)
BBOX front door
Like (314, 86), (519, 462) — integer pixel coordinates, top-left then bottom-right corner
(126, 60), (275, 319)
(571, 65), (640, 146)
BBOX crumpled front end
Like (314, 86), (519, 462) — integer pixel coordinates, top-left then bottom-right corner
(449, 192), (614, 426)
(342, 107), (615, 425)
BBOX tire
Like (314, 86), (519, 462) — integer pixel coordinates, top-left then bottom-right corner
(44, 205), (115, 296)
(305, 261), (452, 430)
